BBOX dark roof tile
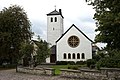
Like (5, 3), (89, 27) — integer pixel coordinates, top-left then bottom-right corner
(47, 9), (64, 18)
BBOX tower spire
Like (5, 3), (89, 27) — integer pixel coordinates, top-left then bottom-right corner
(54, 5), (56, 10)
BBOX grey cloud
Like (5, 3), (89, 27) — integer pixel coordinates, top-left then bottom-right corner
(80, 17), (94, 23)
(31, 20), (46, 37)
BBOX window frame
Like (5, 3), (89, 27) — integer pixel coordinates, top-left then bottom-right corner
(72, 53), (75, 59)
(51, 17), (53, 22)
(68, 35), (80, 48)
(77, 53), (80, 59)
(81, 53), (85, 59)
(68, 53), (71, 59)
(63, 53), (67, 59)
(55, 17), (57, 22)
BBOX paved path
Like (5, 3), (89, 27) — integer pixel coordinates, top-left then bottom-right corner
(0, 69), (84, 80)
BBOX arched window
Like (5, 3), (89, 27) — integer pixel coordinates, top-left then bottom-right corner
(77, 53), (80, 59)
(55, 17), (57, 22)
(81, 53), (85, 59)
(72, 53), (75, 59)
(63, 53), (66, 59)
(51, 17), (53, 22)
(68, 53), (71, 59)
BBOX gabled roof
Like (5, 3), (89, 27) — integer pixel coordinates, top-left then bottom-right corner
(31, 40), (44, 47)
(56, 24), (93, 43)
(47, 9), (60, 15)
(31, 40), (39, 45)
(47, 9), (64, 18)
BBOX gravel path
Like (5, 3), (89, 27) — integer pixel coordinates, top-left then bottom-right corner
(0, 69), (83, 80)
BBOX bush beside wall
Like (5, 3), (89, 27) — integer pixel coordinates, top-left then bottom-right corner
(56, 61), (86, 65)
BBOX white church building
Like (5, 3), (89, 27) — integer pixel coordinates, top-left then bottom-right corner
(46, 9), (93, 63)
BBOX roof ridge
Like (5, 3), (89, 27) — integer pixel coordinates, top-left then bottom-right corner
(56, 24), (93, 43)
(47, 9), (64, 18)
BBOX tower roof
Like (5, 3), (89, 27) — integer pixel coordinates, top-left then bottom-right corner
(47, 9), (64, 18)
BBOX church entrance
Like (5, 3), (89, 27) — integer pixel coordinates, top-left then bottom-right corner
(50, 45), (56, 63)
(50, 54), (56, 63)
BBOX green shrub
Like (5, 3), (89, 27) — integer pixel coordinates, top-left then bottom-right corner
(72, 66), (78, 70)
(56, 61), (67, 65)
(67, 61), (75, 65)
(96, 62), (100, 70)
(86, 59), (96, 68)
(68, 66), (78, 70)
(117, 62), (120, 68)
(93, 54), (101, 61)
(1, 64), (16, 68)
(96, 49), (120, 68)
(76, 61), (86, 65)
(68, 66), (71, 69)
(6, 64), (16, 68)
(90, 64), (95, 69)
(97, 58), (120, 68)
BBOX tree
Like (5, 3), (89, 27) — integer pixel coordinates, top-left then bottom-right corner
(19, 39), (50, 66)
(0, 5), (32, 64)
(19, 42), (34, 66)
(35, 37), (50, 64)
(19, 42), (34, 59)
(86, 0), (120, 50)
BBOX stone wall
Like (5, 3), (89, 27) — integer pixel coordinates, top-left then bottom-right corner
(17, 66), (120, 80)
(100, 68), (120, 80)
(17, 66), (54, 76)
(60, 68), (120, 80)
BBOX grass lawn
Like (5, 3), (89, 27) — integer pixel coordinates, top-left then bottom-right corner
(51, 65), (69, 75)
(51, 64), (86, 75)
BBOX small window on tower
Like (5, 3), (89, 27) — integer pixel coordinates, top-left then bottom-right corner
(51, 17), (53, 22)
(55, 17), (57, 22)
(53, 28), (54, 30)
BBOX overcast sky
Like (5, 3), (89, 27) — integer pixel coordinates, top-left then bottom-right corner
(0, 0), (103, 46)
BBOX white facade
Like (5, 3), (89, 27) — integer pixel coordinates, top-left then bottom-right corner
(47, 10), (64, 46)
(46, 9), (92, 63)
(56, 24), (92, 62)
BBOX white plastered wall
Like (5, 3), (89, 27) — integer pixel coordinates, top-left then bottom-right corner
(56, 26), (92, 62)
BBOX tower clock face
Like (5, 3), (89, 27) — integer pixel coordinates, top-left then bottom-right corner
(68, 35), (80, 48)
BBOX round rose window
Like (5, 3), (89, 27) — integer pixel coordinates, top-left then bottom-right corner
(68, 35), (80, 48)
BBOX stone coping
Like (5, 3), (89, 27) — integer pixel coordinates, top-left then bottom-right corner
(100, 68), (120, 71)
(18, 66), (54, 70)
(61, 68), (120, 73)
(61, 69), (80, 73)
(61, 68), (100, 73)
(80, 69), (100, 73)
(17, 66), (55, 76)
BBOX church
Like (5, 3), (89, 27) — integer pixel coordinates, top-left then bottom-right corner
(46, 9), (93, 63)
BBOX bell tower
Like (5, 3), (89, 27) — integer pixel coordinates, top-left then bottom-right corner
(47, 9), (64, 46)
